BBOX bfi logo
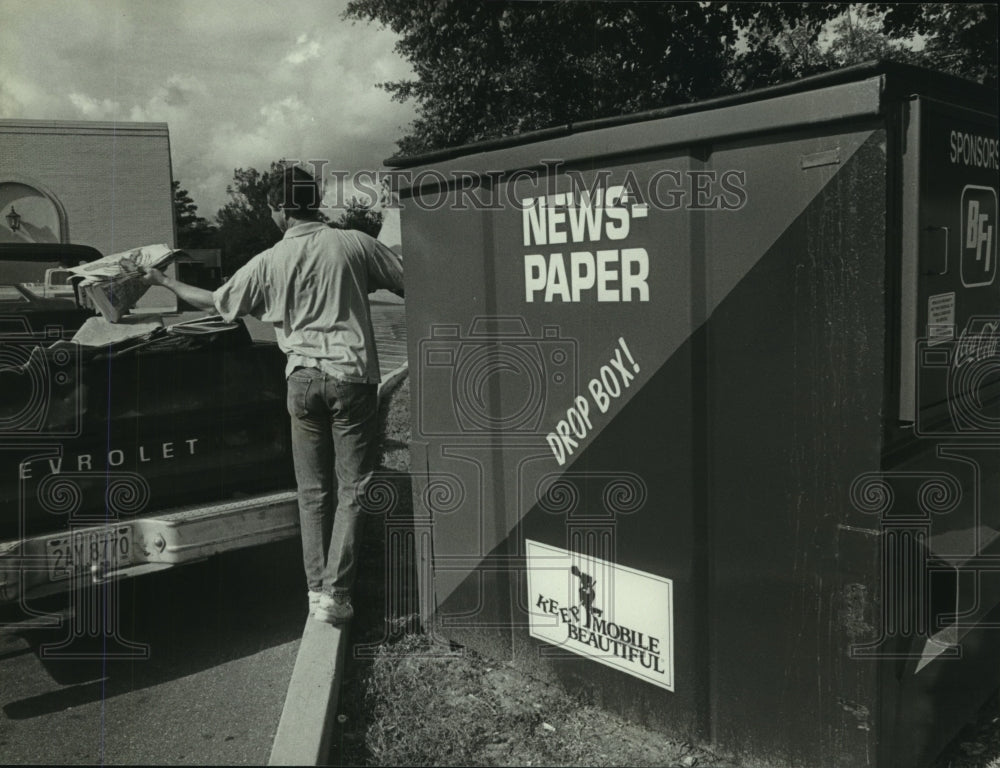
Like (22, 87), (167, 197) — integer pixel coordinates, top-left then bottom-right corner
(961, 185), (997, 287)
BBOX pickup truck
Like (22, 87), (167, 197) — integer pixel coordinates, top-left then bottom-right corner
(0, 243), (298, 606)
(0, 243), (101, 338)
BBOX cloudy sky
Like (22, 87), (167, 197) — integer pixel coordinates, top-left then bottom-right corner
(0, 0), (416, 218)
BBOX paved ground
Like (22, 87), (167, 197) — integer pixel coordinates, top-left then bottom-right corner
(0, 539), (306, 765)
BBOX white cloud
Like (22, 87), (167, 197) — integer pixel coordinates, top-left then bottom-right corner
(0, 84), (20, 117)
(0, 71), (64, 118)
(68, 93), (121, 120)
(128, 74), (208, 122)
(209, 96), (317, 170)
(260, 96), (310, 125)
(284, 34), (322, 65)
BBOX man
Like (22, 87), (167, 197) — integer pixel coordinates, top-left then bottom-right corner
(138, 165), (403, 625)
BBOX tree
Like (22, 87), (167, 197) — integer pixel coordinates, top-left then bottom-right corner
(343, 1), (841, 155)
(717, 3), (849, 92)
(172, 180), (218, 250)
(729, 5), (923, 86)
(739, 4), (996, 82)
(820, 8), (923, 70)
(214, 164), (285, 275)
(877, 3), (998, 85)
(334, 196), (383, 238)
(344, 1), (996, 156)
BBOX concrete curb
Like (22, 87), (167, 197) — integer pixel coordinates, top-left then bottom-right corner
(377, 360), (409, 400)
(267, 361), (409, 766)
(268, 621), (349, 765)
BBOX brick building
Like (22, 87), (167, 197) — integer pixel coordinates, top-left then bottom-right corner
(0, 119), (175, 255)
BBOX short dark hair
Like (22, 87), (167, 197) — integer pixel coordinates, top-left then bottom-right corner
(268, 165), (321, 214)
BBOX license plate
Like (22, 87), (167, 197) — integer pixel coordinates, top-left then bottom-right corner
(46, 526), (132, 581)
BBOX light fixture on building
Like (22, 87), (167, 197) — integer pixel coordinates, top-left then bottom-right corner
(5, 206), (21, 232)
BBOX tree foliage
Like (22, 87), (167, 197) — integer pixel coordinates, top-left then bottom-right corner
(334, 196), (383, 238)
(172, 180), (218, 250)
(877, 3), (998, 84)
(214, 164), (285, 274)
(343, 1), (996, 156)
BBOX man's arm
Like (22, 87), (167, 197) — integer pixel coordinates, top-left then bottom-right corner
(367, 240), (404, 298)
(368, 203), (404, 297)
(139, 267), (216, 311)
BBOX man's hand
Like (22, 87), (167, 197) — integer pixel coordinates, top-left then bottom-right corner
(376, 188), (402, 257)
(139, 266), (168, 286)
(120, 257), (168, 287)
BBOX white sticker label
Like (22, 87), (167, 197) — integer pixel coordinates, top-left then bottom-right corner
(526, 539), (674, 691)
(927, 292), (956, 346)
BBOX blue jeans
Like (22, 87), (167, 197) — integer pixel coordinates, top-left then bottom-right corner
(286, 368), (378, 597)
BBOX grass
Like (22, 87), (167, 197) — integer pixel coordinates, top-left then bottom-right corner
(936, 692), (1000, 768)
(353, 634), (724, 768)
(331, 374), (1000, 768)
(375, 374), (411, 474)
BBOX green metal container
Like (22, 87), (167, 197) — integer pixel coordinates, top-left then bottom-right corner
(392, 62), (999, 768)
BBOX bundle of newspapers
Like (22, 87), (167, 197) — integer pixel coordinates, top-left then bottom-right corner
(69, 244), (188, 322)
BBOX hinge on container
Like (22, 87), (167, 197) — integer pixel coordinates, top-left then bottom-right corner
(801, 148), (841, 169)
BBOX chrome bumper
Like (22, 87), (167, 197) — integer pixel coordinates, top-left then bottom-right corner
(0, 490), (299, 604)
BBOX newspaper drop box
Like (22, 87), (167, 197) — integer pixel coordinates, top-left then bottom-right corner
(392, 62), (999, 768)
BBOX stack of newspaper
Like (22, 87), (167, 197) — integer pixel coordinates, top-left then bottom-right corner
(69, 244), (188, 322)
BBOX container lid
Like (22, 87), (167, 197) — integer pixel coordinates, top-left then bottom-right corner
(385, 60), (997, 170)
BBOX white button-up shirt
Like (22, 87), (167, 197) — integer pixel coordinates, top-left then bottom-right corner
(213, 221), (404, 382)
